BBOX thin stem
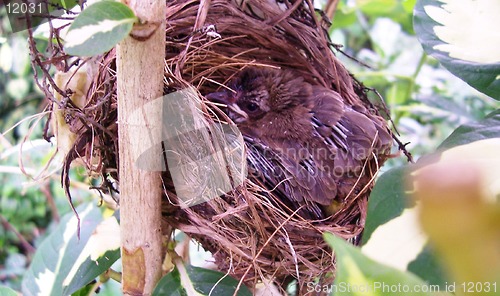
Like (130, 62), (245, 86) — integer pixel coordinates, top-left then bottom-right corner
(406, 52), (427, 100)
(0, 214), (36, 254)
(351, 71), (415, 81)
(40, 181), (60, 223)
(104, 268), (123, 283)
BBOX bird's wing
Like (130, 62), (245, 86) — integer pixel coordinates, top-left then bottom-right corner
(245, 136), (325, 219)
(311, 87), (391, 155)
(309, 87), (392, 203)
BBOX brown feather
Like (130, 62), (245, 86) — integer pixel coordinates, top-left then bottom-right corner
(207, 67), (392, 218)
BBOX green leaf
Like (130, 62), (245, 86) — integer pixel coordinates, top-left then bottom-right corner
(153, 264), (252, 296)
(407, 245), (448, 287)
(413, 0), (500, 99)
(361, 165), (429, 280)
(402, 0), (418, 13)
(362, 166), (412, 244)
(152, 268), (187, 296)
(333, 0), (415, 32)
(0, 285), (18, 296)
(359, 0), (399, 15)
(387, 79), (412, 105)
(21, 204), (120, 296)
(63, 248), (120, 295)
(62, 215), (121, 295)
(65, 1), (137, 56)
(186, 265), (252, 296)
(438, 109), (500, 150)
(59, 0), (79, 10)
(69, 283), (94, 296)
(331, 1), (358, 29)
(324, 233), (448, 296)
(362, 0), (414, 32)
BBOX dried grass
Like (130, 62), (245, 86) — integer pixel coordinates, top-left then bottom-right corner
(157, 0), (387, 291)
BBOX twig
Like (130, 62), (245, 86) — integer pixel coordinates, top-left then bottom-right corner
(364, 87), (414, 163)
(324, 0), (340, 20)
(172, 252), (201, 296)
(40, 182), (60, 223)
(0, 214), (36, 254)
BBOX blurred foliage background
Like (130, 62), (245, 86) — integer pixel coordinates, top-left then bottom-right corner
(0, 7), (46, 289)
(0, 8), (101, 291)
(0, 0), (498, 293)
(328, 0), (499, 167)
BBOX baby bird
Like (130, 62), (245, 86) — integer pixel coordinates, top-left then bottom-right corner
(207, 67), (392, 219)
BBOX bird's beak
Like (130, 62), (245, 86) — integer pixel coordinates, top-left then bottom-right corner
(206, 91), (248, 122)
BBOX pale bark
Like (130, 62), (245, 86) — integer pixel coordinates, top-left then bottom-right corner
(116, 0), (166, 294)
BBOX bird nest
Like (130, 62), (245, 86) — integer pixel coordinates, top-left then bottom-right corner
(33, 0), (397, 293)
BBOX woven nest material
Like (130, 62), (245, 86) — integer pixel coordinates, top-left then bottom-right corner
(37, 0), (395, 293)
(160, 0), (391, 289)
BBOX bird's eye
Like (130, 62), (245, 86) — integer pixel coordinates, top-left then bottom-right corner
(244, 102), (259, 112)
